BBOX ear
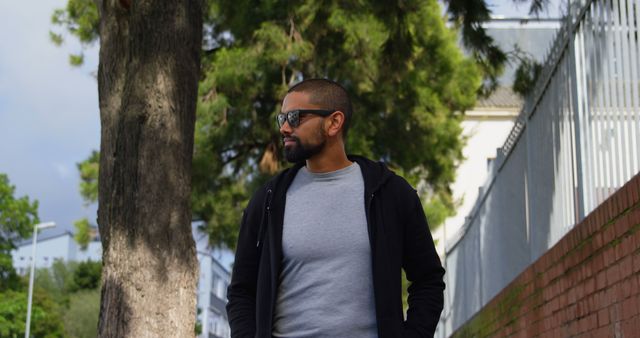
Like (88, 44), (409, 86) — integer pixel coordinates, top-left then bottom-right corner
(325, 111), (345, 137)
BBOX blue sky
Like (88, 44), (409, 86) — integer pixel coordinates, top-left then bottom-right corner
(0, 0), (561, 237)
(0, 0), (100, 235)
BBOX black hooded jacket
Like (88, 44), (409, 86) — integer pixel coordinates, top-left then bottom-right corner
(226, 155), (445, 338)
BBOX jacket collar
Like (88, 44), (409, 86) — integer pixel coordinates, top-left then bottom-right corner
(267, 154), (394, 197)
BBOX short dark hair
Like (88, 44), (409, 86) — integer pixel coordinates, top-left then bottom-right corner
(287, 78), (353, 140)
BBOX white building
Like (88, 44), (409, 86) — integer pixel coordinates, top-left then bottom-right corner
(434, 89), (522, 254)
(11, 229), (102, 275)
(194, 226), (232, 338)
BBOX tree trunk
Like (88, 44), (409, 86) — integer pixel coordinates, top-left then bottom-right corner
(96, 0), (202, 337)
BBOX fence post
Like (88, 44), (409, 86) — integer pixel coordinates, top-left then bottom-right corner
(569, 5), (587, 223)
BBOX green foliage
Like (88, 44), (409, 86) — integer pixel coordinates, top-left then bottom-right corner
(51, 0), (99, 44)
(77, 150), (99, 205)
(444, 0), (507, 95)
(194, 0), (481, 248)
(63, 289), (100, 338)
(73, 218), (91, 250)
(52, 1), (482, 249)
(0, 174), (100, 337)
(512, 57), (543, 97)
(49, 0), (550, 89)
(69, 53), (84, 67)
(35, 260), (77, 306)
(423, 192), (457, 231)
(72, 260), (102, 291)
(37, 259), (102, 294)
(0, 289), (65, 338)
(50, 1), (569, 250)
(427, 0), (551, 95)
(75, 151), (99, 251)
(393, 166), (459, 231)
(49, 0), (100, 66)
(49, 31), (64, 46)
(34, 260), (102, 337)
(402, 270), (409, 314)
(195, 308), (203, 335)
(0, 173), (39, 289)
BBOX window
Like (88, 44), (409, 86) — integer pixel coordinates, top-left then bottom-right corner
(209, 314), (219, 334)
(214, 279), (226, 300)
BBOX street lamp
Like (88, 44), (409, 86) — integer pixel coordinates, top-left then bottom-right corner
(24, 221), (55, 338)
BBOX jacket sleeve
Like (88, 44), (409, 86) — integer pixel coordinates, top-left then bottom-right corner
(226, 189), (265, 338)
(402, 189), (446, 338)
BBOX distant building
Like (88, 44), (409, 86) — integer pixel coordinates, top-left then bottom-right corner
(194, 226), (231, 338)
(11, 229), (102, 274)
(11, 224), (231, 338)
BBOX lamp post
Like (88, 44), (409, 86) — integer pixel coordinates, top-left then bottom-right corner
(24, 221), (55, 338)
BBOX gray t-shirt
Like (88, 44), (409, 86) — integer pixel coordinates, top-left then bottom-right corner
(272, 163), (377, 338)
(272, 162), (377, 338)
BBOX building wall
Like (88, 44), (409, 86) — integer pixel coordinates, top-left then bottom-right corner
(451, 173), (640, 337)
(76, 241), (103, 262)
(11, 233), (101, 274)
(194, 226), (231, 338)
(434, 110), (518, 253)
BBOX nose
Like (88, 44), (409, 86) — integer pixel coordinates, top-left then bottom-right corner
(279, 120), (293, 135)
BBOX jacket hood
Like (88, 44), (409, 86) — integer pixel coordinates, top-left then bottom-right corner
(347, 154), (395, 194)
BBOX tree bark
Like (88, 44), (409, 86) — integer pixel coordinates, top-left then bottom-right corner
(96, 0), (202, 337)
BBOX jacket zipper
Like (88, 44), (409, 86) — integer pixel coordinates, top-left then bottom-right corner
(366, 192), (375, 245)
(256, 188), (273, 248)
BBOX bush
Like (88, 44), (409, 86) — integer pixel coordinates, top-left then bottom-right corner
(63, 289), (100, 338)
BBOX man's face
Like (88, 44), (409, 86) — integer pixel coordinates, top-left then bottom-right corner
(280, 92), (327, 163)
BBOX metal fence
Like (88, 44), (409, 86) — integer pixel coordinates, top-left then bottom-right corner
(437, 0), (640, 335)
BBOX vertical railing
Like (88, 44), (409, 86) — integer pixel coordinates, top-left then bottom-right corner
(437, 0), (640, 336)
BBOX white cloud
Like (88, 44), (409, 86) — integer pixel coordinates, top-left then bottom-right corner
(53, 162), (72, 179)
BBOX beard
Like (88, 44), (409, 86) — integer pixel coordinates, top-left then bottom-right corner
(283, 135), (326, 163)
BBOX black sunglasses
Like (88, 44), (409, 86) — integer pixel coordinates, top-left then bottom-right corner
(276, 109), (335, 128)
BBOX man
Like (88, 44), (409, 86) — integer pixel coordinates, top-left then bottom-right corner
(227, 78), (445, 338)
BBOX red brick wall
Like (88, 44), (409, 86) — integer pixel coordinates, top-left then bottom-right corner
(452, 173), (640, 337)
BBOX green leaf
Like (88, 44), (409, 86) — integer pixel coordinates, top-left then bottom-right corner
(49, 31), (64, 46)
(63, 289), (100, 338)
(50, 0), (99, 66)
(69, 53), (84, 66)
(0, 173), (39, 287)
(73, 218), (91, 250)
(0, 289), (65, 337)
(77, 150), (99, 205)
